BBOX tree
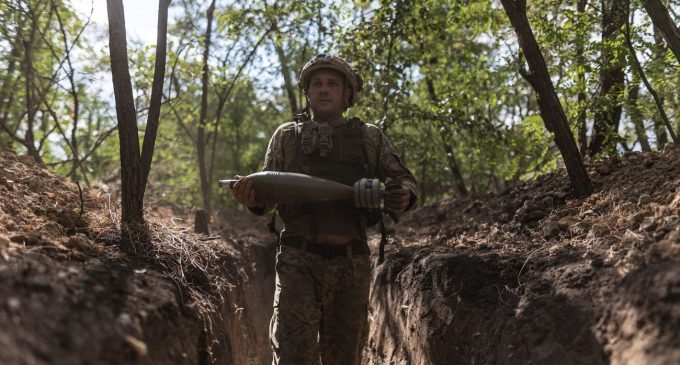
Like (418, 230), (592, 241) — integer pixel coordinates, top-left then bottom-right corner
(196, 0), (216, 220)
(626, 75), (652, 151)
(640, 0), (680, 64)
(425, 77), (468, 197)
(271, 25), (300, 118)
(107, 0), (171, 229)
(588, 0), (627, 157)
(5, 0), (678, 208)
(575, 0), (589, 156)
(0, 0), (115, 185)
(501, 0), (592, 197)
(624, 0), (678, 145)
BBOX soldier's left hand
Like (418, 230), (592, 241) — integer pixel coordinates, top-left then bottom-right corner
(384, 184), (411, 213)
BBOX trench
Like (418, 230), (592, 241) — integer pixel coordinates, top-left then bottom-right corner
(215, 239), (680, 365)
(4, 145), (680, 365)
(2, 224), (678, 365)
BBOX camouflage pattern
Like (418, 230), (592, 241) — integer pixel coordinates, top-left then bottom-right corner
(259, 118), (419, 364)
(269, 245), (371, 365)
(260, 120), (420, 211)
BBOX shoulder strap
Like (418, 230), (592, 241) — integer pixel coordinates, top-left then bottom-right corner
(354, 118), (378, 178)
(293, 114), (309, 174)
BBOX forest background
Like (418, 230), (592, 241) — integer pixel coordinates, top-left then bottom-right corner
(1, 0), (679, 217)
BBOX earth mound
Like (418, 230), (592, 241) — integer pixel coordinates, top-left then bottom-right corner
(2, 144), (680, 365)
(366, 145), (680, 364)
(0, 147), (276, 365)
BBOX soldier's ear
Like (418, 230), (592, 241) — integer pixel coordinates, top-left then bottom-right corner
(344, 88), (352, 103)
(342, 91), (351, 110)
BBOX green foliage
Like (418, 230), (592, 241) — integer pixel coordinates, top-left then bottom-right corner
(1, 0), (679, 208)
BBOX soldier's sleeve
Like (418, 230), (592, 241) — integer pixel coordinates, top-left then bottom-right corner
(262, 123), (289, 172)
(248, 124), (289, 216)
(366, 125), (421, 211)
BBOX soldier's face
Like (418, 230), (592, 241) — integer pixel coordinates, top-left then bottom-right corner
(307, 69), (351, 118)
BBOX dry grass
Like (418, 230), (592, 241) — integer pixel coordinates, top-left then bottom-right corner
(86, 200), (232, 361)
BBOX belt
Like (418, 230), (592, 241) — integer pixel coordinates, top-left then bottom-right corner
(279, 237), (370, 259)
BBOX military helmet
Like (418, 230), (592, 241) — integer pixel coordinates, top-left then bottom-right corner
(299, 54), (363, 107)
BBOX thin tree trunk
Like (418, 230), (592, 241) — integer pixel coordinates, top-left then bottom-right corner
(53, 0), (81, 180)
(107, 0), (143, 226)
(67, 126), (117, 177)
(23, 2), (42, 163)
(626, 77), (651, 151)
(624, 0), (678, 145)
(197, 0), (216, 213)
(501, 0), (592, 197)
(655, 119), (668, 147)
(640, 0), (680, 64)
(139, 0), (171, 191)
(426, 77), (468, 197)
(651, 24), (670, 147)
(576, 0), (589, 157)
(272, 29), (299, 118)
(420, 156), (427, 206)
(209, 27), (271, 183)
(379, 2), (401, 133)
(106, 0), (171, 228)
(0, 38), (21, 130)
(589, 0), (627, 157)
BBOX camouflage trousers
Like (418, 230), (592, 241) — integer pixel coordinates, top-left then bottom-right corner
(269, 244), (372, 365)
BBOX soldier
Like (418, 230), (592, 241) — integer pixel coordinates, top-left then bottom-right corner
(232, 54), (419, 365)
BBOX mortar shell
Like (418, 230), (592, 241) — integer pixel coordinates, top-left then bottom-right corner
(219, 171), (353, 204)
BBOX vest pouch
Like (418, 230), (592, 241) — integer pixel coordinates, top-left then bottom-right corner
(280, 117), (374, 240)
(340, 128), (366, 165)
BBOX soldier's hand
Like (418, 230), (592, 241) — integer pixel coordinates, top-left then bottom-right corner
(232, 175), (262, 209)
(384, 180), (410, 213)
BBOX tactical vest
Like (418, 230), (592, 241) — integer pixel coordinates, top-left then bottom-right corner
(277, 115), (376, 242)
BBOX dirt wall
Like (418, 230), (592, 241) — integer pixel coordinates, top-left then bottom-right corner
(363, 146), (680, 365)
(3, 145), (680, 365)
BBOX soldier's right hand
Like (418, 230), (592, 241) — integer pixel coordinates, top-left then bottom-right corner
(232, 175), (262, 208)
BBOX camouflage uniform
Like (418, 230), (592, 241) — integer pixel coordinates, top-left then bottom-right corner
(269, 244), (372, 365)
(253, 118), (419, 365)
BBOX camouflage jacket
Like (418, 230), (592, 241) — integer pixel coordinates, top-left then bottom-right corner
(251, 117), (420, 215)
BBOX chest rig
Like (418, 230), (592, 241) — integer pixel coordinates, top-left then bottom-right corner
(277, 114), (375, 240)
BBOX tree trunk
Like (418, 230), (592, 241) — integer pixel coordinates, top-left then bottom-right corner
(273, 30), (299, 118)
(500, 0), (592, 197)
(52, 0), (81, 181)
(588, 0), (627, 157)
(576, 0), (589, 157)
(107, 0), (143, 226)
(626, 78), (651, 151)
(420, 156), (428, 205)
(139, 0), (171, 195)
(655, 118), (668, 147)
(197, 0), (216, 214)
(107, 0), (171, 228)
(426, 77), (468, 197)
(194, 209), (209, 235)
(210, 28), (270, 187)
(624, 2), (678, 146)
(640, 0), (680, 64)
(23, 6), (42, 164)
(0, 38), (20, 131)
